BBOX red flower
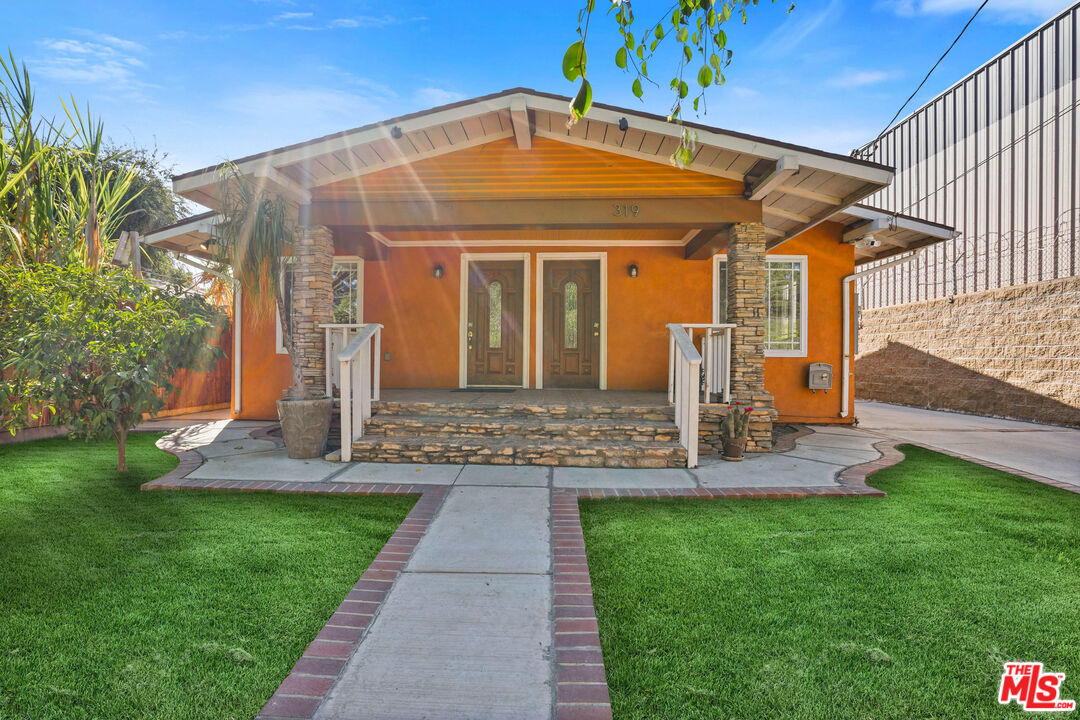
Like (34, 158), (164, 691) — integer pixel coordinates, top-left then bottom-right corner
(743, 407), (752, 413)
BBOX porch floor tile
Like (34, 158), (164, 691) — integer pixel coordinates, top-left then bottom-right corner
(455, 465), (550, 487)
(553, 467), (697, 489)
(333, 463), (462, 485)
(185, 449), (341, 483)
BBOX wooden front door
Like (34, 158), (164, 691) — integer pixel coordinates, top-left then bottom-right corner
(543, 260), (601, 388)
(466, 261), (524, 386)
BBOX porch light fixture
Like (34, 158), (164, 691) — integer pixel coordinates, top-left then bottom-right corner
(618, 117), (629, 132)
(433, 264), (444, 279)
(390, 125), (403, 139)
(628, 263), (639, 278)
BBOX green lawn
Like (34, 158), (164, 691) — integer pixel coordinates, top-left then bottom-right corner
(580, 446), (1080, 720)
(0, 434), (415, 720)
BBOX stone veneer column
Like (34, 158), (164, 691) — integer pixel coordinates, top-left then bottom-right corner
(289, 224), (333, 398)
(725, 222), (776, 451)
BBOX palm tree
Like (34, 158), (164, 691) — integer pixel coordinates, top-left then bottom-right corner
(212, 164), (311, 401)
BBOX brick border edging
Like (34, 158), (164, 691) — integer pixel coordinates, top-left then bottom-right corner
(255, 486), (448, 720)
(840, 437), (1080, 496)
(562, 483), (884, 499)
(552, 490), (614, 720)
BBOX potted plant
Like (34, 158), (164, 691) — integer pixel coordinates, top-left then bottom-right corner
(720, 401), (753, 461)
(213, 165), (332, 459)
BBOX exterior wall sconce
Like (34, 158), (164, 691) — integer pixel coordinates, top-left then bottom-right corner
(618, 117), (629, 132)
(628, 263), (639, 278)
(390, 125), (403, 139)
(433, 264), (444, 279)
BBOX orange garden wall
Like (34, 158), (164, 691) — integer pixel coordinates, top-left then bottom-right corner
(235, 225), (855, 424)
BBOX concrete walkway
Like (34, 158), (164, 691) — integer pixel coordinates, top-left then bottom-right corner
(856, 401), (1080, 489)
(315, 485), (553, 719)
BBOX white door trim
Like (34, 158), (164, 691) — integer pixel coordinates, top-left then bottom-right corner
(535, 252), (608, 390)
(458, 252), (531, 389)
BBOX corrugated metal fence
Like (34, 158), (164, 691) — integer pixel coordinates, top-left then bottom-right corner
(854, 2), (1080, 309)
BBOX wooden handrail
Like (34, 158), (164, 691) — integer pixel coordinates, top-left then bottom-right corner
(666, 324), (702, 469)
(338, 323), (383, 462)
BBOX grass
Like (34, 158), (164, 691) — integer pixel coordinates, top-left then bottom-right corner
(579, 446), (1080, 720)
(0, 434), (415, 720)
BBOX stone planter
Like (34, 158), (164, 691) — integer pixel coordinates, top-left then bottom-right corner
(277, 397), (334, 459)
(721, 436), (747, 462)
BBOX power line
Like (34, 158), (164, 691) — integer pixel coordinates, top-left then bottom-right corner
(855, 0), (990, 159)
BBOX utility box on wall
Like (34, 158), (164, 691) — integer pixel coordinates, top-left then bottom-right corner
(808, 363), (833, 392)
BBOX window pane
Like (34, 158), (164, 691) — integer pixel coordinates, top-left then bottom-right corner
(564, 281), (579, 349)
(331, 261), (359, 323)
(765, 261), (802, 352)
(488, 281), (502, 349)
(716, 260), (727, 322)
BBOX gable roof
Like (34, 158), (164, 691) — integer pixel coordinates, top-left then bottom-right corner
(167, 87), (895, 248)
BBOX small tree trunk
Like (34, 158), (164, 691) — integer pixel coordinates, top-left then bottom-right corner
(276, 293), (311, 400)
(116, 425), (128, 473)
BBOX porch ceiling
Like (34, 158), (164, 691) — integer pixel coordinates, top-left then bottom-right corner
(162, 88), (894, 249)
(837, 204), (957, 266)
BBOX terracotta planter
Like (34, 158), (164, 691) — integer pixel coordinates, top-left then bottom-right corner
(721, 436), (747, 462)
(277, 397), (334, 459)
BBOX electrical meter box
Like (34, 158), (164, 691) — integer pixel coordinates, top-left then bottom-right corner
(808, 363), (833, 391)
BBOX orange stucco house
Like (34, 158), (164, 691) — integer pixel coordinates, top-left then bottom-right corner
(148, 89), (953, 468)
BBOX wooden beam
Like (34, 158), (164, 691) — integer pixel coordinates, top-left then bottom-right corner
(684, 227), (731, 260)
(309, 195), (760, 231)
(763, 205), (811, 224)
(510, 96), (531, 150)
(747, 155), (798, 201)
(253, 165), (312, 204)
(768, 187), (871, 250)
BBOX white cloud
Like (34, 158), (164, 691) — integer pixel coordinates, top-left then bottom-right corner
(878, 0), (1071, 23)
(275, 11), (312, 20)
(414, 87), (466, 106)
(828, 68), (895, 88)
(221, 85), (390, 131)
(758, 0), (843, 56)
(33, 34), (150, 94)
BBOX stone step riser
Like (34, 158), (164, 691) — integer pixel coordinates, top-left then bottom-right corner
(349, 442), (687, 469)
(362, 420), (677, 444)
(370, 402), (675, 422)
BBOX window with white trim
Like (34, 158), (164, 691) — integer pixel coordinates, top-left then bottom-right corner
(276, 258), (364, 353)
(713, 254), (807, 357)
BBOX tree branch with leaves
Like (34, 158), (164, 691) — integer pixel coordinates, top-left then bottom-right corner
(564, 0), (792, 166)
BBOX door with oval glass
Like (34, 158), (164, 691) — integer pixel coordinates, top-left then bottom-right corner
(543, 260), (601, 388)
(466, 260), (524, 386)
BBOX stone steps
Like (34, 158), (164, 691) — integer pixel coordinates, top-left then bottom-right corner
(363, 414), (678, 443)
(349, 435), (687, 468)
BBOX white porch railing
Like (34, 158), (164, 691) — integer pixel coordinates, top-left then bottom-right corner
(666, 324), (702, 469)
(321, 323), (367, 396)
(667, 323), (735, 405)
(338, 323), (382, 462)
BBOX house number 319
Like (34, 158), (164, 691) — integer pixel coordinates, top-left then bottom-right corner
(612, 202), (640, 217)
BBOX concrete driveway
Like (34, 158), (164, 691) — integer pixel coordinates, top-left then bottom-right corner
(856, 401), (1080, 489)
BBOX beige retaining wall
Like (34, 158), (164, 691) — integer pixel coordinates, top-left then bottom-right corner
(854, 275), (1080, 427)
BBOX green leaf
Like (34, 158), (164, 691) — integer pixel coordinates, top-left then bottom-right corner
(707, 8), (717, 27)
(632, 78), (643, 99)
(716, 29), (727, 48)
(570, 79), (593, 121)
(698, 65), (713, 87)
(625, 32), (635, 50)
(683, 44), (693, 62)
(678, 80), (689, 98)
(636, 44), (645, 60)
(615, 47), (627, 69)
(655, 24), (665, 40)
(562, 41), (587, 82)
(677, 27), (689, 43)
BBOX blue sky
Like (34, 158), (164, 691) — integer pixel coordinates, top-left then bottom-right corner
(6, 0), (1073, 175)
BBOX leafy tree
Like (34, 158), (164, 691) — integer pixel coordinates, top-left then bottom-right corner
(565, 0), (792, 166)
(0, 264), (225, 471)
